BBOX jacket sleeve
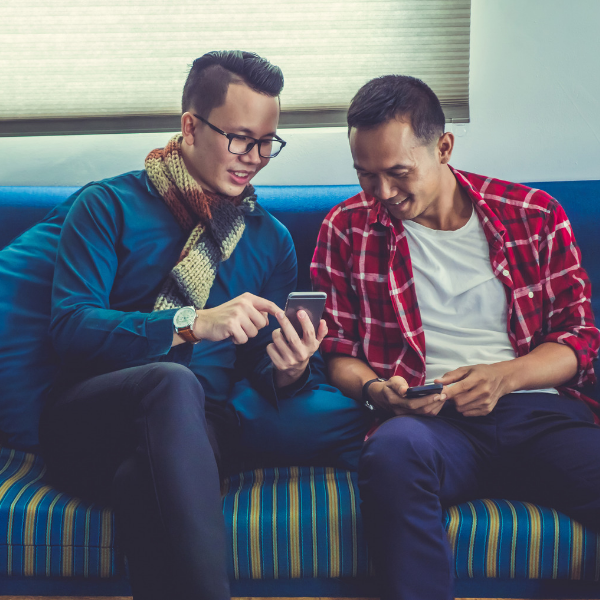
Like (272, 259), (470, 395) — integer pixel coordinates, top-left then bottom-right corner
(235, 227), (326, 405)
(49, 185), (180, 370)
(540, 201), (599, 387)
(310, 205), (364, 358)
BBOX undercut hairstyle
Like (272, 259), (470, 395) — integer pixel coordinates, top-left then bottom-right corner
(182, 50), (284, 117)
(347, 75), (446, 145)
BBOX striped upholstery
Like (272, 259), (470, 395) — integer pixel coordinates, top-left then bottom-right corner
(1, 447), (599, 583)
(0, 447), (119, 578)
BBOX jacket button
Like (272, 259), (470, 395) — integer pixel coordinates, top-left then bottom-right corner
(502, 269), (509, 277)
(528, 291), (534, 298)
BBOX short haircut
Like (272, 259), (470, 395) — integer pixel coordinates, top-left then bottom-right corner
(182, 50), (284, 117)
(347, 75), (446, 145)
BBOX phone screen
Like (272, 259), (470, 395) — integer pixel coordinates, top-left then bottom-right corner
(284, 292), (327, 337)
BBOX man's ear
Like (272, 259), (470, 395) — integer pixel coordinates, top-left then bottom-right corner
(181, 112), (196, 146)
(437, 131), (455, 165)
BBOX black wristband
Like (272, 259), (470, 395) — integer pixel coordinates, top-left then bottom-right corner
(362, 377), (386, 413)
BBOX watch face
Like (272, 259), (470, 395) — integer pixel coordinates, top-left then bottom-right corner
(174, 306), (196, 329)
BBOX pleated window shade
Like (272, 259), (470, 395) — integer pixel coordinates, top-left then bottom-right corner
(0, 0), (470, 135)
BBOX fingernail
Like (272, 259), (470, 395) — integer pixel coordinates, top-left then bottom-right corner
(298, 310), (306, 319)
(276, 312), (284, 319)
(440, 394), (447, 401)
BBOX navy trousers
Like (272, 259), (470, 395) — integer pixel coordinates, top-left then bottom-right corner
(230, 378), (373, 471)
(358, 393), (600, 600)
(39, 363), (373, 599)
(39, 363), (236, 600)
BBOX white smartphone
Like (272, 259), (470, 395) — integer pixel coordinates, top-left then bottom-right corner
(284, 292), (327, 337)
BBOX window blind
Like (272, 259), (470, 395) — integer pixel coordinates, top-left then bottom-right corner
(0, 0), (470, 135)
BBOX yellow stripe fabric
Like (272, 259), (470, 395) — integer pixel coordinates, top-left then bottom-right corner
(446, 505), (460, 555)
(23, 484), (53, 576)
(0, 452), (35, 503)
(6, 457), (42, 575)
(508, 500), (518, 578)
(467, 502), (477, 578)
(325, 467), (340, 578)
(482, 498), (499, 577)
(61, 497), (81, 577)
(346, 470), (358, 577)
(288, 466), (301, 578)
(249, 469), (263, 579)
(552, 508), (560, 579)
(45, 493), (63, 576)
(309, 467), (318, 577)
(525, 502), (541, 579)
(231, 472), (244, 580)
(570, 519), (583, 580)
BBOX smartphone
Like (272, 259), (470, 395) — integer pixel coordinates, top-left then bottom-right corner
(284, 292), (327, 337)
(405, 383), (444, 398)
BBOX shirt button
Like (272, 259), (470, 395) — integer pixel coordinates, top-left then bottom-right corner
(502, 269), (509, 277)
(528, 291), (534, 298)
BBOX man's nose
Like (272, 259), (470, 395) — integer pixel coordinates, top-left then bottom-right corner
(375, 178), (397, 202)
(240, 143), (262, 165)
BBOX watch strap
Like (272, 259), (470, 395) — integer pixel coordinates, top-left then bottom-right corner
(178, 326), (202, 345)
(362, 377), (386, 412)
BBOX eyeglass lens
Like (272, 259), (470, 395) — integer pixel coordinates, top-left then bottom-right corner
(229, 136), (283, 158)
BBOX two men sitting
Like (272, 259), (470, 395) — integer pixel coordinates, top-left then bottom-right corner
(0, 50), (597, 600)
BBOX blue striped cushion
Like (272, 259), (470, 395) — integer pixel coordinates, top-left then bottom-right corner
(1, 447), (599, 582)
(0, 447), (119, 578)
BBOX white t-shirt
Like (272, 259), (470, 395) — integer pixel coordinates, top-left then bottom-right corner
(403, 209), (557, 395)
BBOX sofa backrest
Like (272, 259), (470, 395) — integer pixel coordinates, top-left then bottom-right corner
(0, 181), (598, 316)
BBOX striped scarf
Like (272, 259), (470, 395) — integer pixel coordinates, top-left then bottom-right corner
(145, 134), (256, 311)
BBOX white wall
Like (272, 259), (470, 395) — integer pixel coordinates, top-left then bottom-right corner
(1, 0), (599, 187)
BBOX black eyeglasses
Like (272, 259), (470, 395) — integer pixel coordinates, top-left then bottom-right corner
(194, 114), (286, 158)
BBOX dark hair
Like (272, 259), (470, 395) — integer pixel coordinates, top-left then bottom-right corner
(182, 50), (284, 116)
(347, 75), (445, 145)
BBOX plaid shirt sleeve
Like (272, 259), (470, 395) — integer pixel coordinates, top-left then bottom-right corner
(310, 204), (364, 359)
(539, 200), (599, 386)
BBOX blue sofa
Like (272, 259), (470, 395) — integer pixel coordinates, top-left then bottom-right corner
(0, 180), (599, 599)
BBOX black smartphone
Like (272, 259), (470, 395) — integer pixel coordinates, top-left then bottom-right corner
(284, 292), (327, 337)
(405, 383), (444, 398)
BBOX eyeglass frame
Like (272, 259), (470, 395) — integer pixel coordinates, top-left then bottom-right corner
(193, 114), (287, 158)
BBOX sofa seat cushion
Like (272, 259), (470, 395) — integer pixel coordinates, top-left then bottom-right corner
(0, 447), (120, 579)
(1, 448), (599, 583)
(227, 467), (600, 582)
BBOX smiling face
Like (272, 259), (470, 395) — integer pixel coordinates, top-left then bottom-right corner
(350, 118), (451, 223)
(181, 81), (280, 196)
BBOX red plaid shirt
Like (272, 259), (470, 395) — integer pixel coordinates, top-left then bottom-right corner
(311, 167), (600, 415)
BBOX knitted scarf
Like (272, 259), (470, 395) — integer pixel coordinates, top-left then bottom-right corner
(145, 134), (256, 311)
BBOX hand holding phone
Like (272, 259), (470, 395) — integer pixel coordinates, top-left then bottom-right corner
(269, 292), (328, 389)
(284, 292), (327, 337)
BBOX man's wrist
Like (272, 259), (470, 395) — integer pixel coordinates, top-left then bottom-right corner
(492, 360), (519, 395)
(362, 378), (386, 413)
(193, 309), (207, 340)
(274, 362), (308, 388)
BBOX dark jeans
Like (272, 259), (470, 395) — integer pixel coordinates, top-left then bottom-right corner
(358, 393), (600, 600)
(39, 362), (239, 600)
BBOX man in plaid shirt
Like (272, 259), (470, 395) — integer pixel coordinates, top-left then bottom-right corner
(311, 75), (600, 600)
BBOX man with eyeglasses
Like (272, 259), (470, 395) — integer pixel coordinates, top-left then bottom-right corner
(0, 50), (371, 599)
